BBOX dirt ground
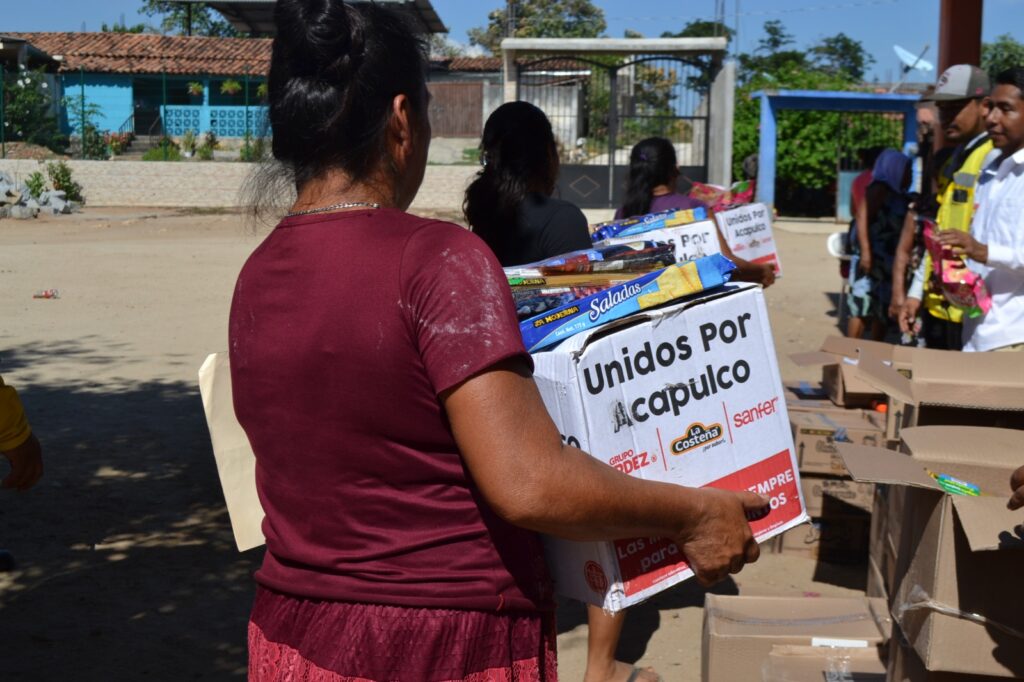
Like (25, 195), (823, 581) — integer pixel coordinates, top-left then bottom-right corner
(0, 207), (861, 681)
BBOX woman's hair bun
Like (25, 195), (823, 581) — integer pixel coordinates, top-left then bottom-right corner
(274, 0), (364, 78)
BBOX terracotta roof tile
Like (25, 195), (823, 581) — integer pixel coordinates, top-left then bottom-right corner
(6, 32), (271, 77)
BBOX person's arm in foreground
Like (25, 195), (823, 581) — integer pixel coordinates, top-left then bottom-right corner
(443, 358), (768, 586)
(890, 209), (917, 319)
(0, 377), (43, 491)
(716, 231), (775, 288)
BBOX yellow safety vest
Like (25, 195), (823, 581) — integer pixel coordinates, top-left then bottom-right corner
(923, 137), (994, 322)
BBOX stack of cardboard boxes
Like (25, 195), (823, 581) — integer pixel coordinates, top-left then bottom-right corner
(773, 337), (892, 563)
(702, 339), (1024, 681)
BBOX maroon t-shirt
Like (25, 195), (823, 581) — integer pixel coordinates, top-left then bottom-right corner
(229, 209), (553, 613)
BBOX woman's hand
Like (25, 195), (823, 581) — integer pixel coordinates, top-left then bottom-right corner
(674, 487), (767, 586)
(758, 263), (776, 288)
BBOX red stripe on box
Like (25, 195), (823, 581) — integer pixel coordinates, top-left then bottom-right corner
(615, 449), (802, 597)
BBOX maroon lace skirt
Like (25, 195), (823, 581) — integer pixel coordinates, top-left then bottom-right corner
(248, 587), (558, 681)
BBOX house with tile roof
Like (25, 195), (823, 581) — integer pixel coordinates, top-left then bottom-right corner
(5, 32), (271, 140)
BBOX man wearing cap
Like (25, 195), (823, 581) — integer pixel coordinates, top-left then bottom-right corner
(937, 67), (1024, 352)
(898, 65), (993, 349)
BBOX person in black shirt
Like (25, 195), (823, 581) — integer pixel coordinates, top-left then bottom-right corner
(464, 102), (592, 266)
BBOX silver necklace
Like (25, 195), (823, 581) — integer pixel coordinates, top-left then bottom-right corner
(286, 201), (381, 217)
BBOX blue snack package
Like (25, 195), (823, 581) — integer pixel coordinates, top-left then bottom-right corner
(590, 207), (708, 242)
(519, 253), (736, 352)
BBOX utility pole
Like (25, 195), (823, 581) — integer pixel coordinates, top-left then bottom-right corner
(506, 0), (516, 39)
(186, 3), (193, 36)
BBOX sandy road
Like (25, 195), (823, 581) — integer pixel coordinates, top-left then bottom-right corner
(0, 207), (856, 680)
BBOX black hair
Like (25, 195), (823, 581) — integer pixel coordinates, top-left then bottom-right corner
(620, 137), (678, 219)
(247, 0), (427, 220)
(995, 67), (1024, 97)
(463, 101), (559, 258)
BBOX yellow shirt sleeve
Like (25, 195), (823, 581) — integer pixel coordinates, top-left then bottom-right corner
(0, 376), (32, 451)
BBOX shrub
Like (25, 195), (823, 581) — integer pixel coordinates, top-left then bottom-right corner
(143, 137), (181, 161)
(239, 132), (266, 162)
(180, 129), (198, 155)
(25, 171), (46, 200)
(46, 161), (83, 202)
(187, 81), (204, 97)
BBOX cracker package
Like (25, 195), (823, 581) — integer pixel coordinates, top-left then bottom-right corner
(590, 207), (708, 242)
(519, 254), (736, 352)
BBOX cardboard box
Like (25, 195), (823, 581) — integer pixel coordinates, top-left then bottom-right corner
(532, 284), (808, 611)
(597, 219), (724, 264)
(856, 347), (1024, 441)
(888, 623), (1009, 681)
(791, 336), (896, 408)
(701, 594), (890, 682)
(790, 409), (884, 475)
(764, 645), (886, 681)
(782, 380), (862, 414)
(800, 474), (874, 516)
(840, 427), (1024, 678)
(714, 202), (784, 276)
(778, 512), (871, 564)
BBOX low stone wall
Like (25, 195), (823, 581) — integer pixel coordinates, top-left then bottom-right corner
(0, 159), (478, 212)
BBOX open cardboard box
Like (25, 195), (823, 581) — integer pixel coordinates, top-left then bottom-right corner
(855, 347), (1024, 440)
(701, 594), (891, 682)
(790, 409), (885, 475)
(791, 336), (898, 408)
(839, 427), (1024, 678)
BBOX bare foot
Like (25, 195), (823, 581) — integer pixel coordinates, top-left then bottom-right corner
(583, 660), (661, 682)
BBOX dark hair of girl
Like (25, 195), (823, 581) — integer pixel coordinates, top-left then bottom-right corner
(464, 101), (559, 258)
(620, 137), (678, 219)
(246, 0), (427, 221)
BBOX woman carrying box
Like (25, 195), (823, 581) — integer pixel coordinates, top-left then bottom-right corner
(618, 137), (776, 289)
(231, 3), (768, 680)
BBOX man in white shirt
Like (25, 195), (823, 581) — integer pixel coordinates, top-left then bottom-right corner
(937, 67), (1024, 351)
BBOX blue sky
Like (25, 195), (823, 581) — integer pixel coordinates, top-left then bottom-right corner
(6, 0), (1024, 83)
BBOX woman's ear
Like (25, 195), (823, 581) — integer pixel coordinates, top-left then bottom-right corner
(388, 93), (415, 165)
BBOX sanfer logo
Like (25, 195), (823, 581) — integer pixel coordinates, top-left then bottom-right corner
(671, 422), (724, 454)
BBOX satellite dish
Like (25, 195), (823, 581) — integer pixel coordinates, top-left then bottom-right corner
(894, 44), (934, 73)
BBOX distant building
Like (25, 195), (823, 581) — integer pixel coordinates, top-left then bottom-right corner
(5, 32), (270, 139)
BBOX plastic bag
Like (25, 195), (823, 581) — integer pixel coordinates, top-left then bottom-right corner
(922, 219), (992, 318)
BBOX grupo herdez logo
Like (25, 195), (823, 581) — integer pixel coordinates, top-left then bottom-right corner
(671, 422), (724, 454)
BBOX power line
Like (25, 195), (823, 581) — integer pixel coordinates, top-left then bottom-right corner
(607, 0), (901, 24)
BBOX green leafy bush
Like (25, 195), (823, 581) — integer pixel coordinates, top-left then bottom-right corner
(25, 171), (46, 200)
(143, 137), (181, 161)
(46, 161), (83, 202)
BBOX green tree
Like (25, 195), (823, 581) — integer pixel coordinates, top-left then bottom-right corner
(140, 1), (237, 37)
(731, 21), (893, 194)
(429, 34), (465, 60)
(468, 0), (606, 55)
(982, 34), (1024, 80)
(2, 67), (66, 153)
(661, 19), (734, 91)
(809, 33), (874, 81)
(101, 20), (151, 33)
(758, 20), (794, 52)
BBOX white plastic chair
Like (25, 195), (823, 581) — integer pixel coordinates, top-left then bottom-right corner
(827, 231), (851, 325)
